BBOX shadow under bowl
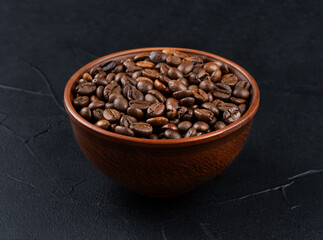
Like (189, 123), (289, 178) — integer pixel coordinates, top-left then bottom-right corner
(64, 47), (260, 198)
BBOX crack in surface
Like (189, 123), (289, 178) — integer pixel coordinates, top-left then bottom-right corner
(72, 46), (99, 58)
(200, 223), (216, 240)
(0, 83), (52, 97)
(6, 173), (36, 189)
(25, 128), (51, 143)
(64, 177), (98, 196)
(161, 223), (167, 240)
(288, 169), (323, 180)
(20, 58), (66, 113)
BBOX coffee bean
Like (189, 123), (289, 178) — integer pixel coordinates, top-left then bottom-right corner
(166, 105), (177, 119)
(153, 79), (170, 95)
(161, 123), (178, 132)
(123, 85), (144, 101)
(193, 121), (210, 132)
(121, 75), (137, 86)
(120, 115), (137, 128)
(76, 82), (96, 95)
(108, 93), (123, 103)
(188, 72), (200, 85)
(136, 77), (154, 93)
(166, 55), (182, 66)
(129, 100), (151, 110)
(197, 71), (209, 79)
(165, 129), (182, 139)
(149, 51), (167, 63)
(235, 80), (251, 91)
(127, 107), (144, 120)
(147, 89), (166, 103)
(178, 61), (194, 74)
(230, 97), (246, 105)
(173, 90), (192, 99)
(204, 62), (220, 74)
(93, 108), (104, 121)
(106, 73), (115, 82)
(170, 118), (180, 125)
(238, 104), (247, 114)
(168, 68), (184, 79)
(96, 86), (104, 99)
(94, 119), (110, 130)
(213, 60), (229, 74)
(233, 88), (250, 99)
(184, 128), (198, 138)
(178, 121), (193, 132)
(142, 69), (160, 79)
(112, 64), (125, 73)
(211, 69), (222, 82)
(223, 107), (241, 124)
(132, 71), (142, 80)
(94, 71), (107, 79)
(145, 94), (159, 104)
(136, 61), (155, 69)
(177, 106), (188, 119)
(147, 102), (165, 117)
(188, 85), (199, 91)
(80, 107), (92, 121)
(130, 122), (153, 136)
(158, 74), (171, 84)
(166, 97), (179, 109)
(146, 117), (169, 126)
(199, 80), (215, 92)
(103, 82), (121, 99)
(192, 89), (209, 103)
(214, 121), (226, 130)
(180, 97), (195, 106)
(201, 102), (219, 116)
(221, 73), (238, 87)
(213, 89), (231, 100)
(194, 109), (214, 122)
(89, 100), (105, 110)
(90, 95), (99, 102)
(105, 102), (114, 109)
(218, 102), (238, 112)
(103, 109), (121, 122)
(113, 97), (128, 112)
(148, 133), (159, 139)
(73, 96), (89, 109)
(182, 108), (194, 121)
(115, 126), (135, 137)
(102, 61), (117, 72)
(184, 56), (204, 64)
(134, 52), (150, 62)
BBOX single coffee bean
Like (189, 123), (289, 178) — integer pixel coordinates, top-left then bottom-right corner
(103, 109), (121, 122)
(83, 72), (93, 81)
(204, 62), (220, 74)
(129, 100), (151, 110)
(113, 97), (128, 112)
(235, 80), (251, 91)
(89, 67), (103, 76)
(94, 71), (107, 79)
(120, 75), (137, 86)
(108, 92), (123, 103)
(115, 73), (127, 83)
(154, 79), (170, 95)
(194, 109), (214, 122)
(132, 71), (142, 80)
(230, 97), (247, 105)
(73, 96), (89, 109)
(93, 108), (105, 121)
(77, 82), (96, 95)
(184, 128), (198, 138)
(96, 85), (104, 99)
(112, 64), (125, 73)
(136, 77), (154, 93)
(201, 102), (219, 116)
(95, 119), (110, 130)
(115, 126), (135, 137)
(218, 102), (238, 112)
(193, 121), (210, 132)
(147, 89), (166, 103)
(188, 85), (199, 91)
(212, 99), (224, 106)
(134, 52), (150, 62)
(168, 67), (184, 79)
(165, 129), (182, 139)
(127, 107), (144, 120)
(161, 123), (178, 132)
(168, 80), (187, 92)
(178, 61), (194, 74)
(136, 61), (155, 69)
(238, 104), (247, 114)
(105, 102), (114, 109)
(120, 115), (137, 128)
(103, 82), (121, 99)
(213, 60), (229, 74)
(142, 69), (160, 79)
(78, 79), (87, 84)
(170, 118), (180, 125)
(221, 73), (238, 87)
(166, 55), (182, 66)
(106, 73), (115, 82)
(214, 121), (226, 130)
(158, 74), (171, 84)
(208, 92), (214, 102)
(89, 100), (105, 110)
(223, 107), (241, 124)
(149, 51), (167, 63)
(145, 94), (159, 104)
(184, 56), (204, 64)
(182, 108), (194, 121)
(166, 97), (179, 109)
(211, 69), (222, 82)
(130, 122), (153, 136)
(123, 85), (144, 101)
(147, 102), (165, 117)
(90, 95), (99, 102)
(233, 88), (250, 99)
(177, 106), (188, 119)
(199, 80), (215, 92)
(197, 71), (209, 79)
(192, 89), (209, 103)
(79, 107), (92, 121)
(166, 105), (177, 119)
(188, 72), (201, 85)
(102, 61), (117, 72)
(178, 121), (193, 132)
(148, 133), (159, 139)
(180, 97), (195, 106)
(213, 89), (231, 100)
(178, 77), (189, 87)
(173, 90), (192, 99)
(146, 117), (169, 126)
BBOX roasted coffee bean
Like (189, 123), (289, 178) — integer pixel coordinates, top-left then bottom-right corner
(192, 89), (209, 103)
(165, 129), (182, 139)
(149, 51), (167, 63)
(80, 107), (92, 121)
(194, 109), (214, 122)
(221, 73), (238, 87)
(146, 117), (169, 126)
(145, 94), (159, 104)
(73, 96), (89, 109)
(74, 49), (251, 139)
(76, 82), (96, 95)
(115, 126), (135, 137)
(92, 109), (104, 121)
(95, 119), (110, 130)
(129, 100), (151, 110)
(113, 97), (128, 112)
(184, 128), (198, 138)
(147, 102), (165, 117)
(233, 88), (250, 99)
(89, 100), (105, 110)
(127, 107), (144, 120)
(161, 123), (178, 132)
(173, 90), (192, 99)
(103, 82), (121, 99)
(218, 102), (238, 112)
(199, 80), (215, 92)
(238, 104), (247, 114)
(147, 89), (166, 103)
(103, 109), (121, 122)
(230, 97), (247, 105)
(223, 107), (241, 124)
(168, 68), (184, 79)
(180, 97), (195, 106)
(120, 115), (137, 128)
(201, 102), (219, 116)
(130, 122), (153, 136)
(136, 77), (154, 93)
(178, 121), (193, 132)
(193, 121), (210, 132)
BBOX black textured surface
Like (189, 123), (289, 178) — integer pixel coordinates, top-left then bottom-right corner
(1, 0), (322, 239)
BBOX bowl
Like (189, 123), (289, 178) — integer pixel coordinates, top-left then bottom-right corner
(64, 47), (260, 198)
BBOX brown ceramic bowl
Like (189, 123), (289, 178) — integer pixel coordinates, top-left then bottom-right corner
(64, 47), (260, 198)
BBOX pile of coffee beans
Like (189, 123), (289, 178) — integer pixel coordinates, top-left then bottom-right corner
(72, 49), (251, 139)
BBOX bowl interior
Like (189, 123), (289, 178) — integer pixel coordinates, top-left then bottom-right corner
(64, 47), (260, 148)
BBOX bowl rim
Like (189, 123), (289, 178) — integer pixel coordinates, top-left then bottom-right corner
(64, 47), (260, 148)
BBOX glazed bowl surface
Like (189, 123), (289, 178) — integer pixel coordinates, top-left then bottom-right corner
(64, 47), (260, 197)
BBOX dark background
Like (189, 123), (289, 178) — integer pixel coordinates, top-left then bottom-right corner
(1, 0), (322, 239)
